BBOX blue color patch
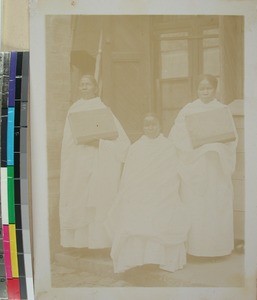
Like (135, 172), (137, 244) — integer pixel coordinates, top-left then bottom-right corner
(7, 107), (15, 165)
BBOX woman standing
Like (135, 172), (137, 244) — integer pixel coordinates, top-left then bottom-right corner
(59, 75), (130, 249)
(169, 74), (238, 257)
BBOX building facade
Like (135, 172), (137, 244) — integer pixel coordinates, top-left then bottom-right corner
(46, 15), (244, 255)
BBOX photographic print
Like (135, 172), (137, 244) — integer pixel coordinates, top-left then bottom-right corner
(30, 1), (257, 299)
(47, 14), (244, 288)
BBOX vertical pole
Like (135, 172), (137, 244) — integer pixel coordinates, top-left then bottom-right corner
(94, 29), (103, 97)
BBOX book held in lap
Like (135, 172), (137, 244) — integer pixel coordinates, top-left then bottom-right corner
(185, 106), (237, 149)
(68, 107), (118, 144)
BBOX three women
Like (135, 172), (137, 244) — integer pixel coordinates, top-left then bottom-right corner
(59, 73), (237, 272)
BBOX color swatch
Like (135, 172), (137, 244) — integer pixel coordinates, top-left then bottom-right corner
(0, 52), (34, 299)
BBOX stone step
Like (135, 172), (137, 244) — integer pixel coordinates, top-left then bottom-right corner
(51, 262), (130, 287)
(54, 249), (244, 287)
(54, 249), (115, 277)
(53, 252), (194, 287)
(54, 250), (198, 287)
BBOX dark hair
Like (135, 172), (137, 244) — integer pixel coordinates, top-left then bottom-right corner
(198, 74), (218, 90)
(143, 112), (159, 122)
(80, 74), (99, 95)
(142, 112), (161, 130)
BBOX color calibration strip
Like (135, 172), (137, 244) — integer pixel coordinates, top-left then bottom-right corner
(0, 52), (34, 299)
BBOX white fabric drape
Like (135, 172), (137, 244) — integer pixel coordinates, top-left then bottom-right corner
(169, 99), (238, 256)
(59, 97), (130, 248)
(106, 134), (190, 273)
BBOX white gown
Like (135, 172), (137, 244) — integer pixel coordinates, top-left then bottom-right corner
(106, 134), (190, 273)
(169, 99), (238, 256)
(59, 97), (130, 248)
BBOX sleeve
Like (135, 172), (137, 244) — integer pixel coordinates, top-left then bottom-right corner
(99, 114), (131, 163)
(168, 103), (194, 151)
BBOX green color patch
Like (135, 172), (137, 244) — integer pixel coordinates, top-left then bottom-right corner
(7, 166), (15, 223)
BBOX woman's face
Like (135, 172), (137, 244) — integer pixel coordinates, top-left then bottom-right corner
(143, 116), (160, 139)
(79, 77), (98, 100)
(198, 79), (216, 103)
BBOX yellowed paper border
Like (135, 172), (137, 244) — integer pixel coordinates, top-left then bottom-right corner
(30, 0), (257, 299)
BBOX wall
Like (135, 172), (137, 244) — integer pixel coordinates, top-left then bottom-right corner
(45, 16), (73, 257)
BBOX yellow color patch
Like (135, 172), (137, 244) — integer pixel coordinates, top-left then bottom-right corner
(9, 224), (19, 278)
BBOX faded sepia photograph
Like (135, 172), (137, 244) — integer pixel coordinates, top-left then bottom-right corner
(46, 15), (244, 288)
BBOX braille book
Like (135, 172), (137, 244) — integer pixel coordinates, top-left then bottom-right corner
(68, 107), (119, 144)
(185, 106), (237, 148)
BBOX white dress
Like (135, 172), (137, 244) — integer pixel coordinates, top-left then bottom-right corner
(106, 134), (190, 273)
(59, 97), (130, 248)
(169, 99), (238, 256)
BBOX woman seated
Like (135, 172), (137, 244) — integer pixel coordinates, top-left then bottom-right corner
(106, 113), (190, 273)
